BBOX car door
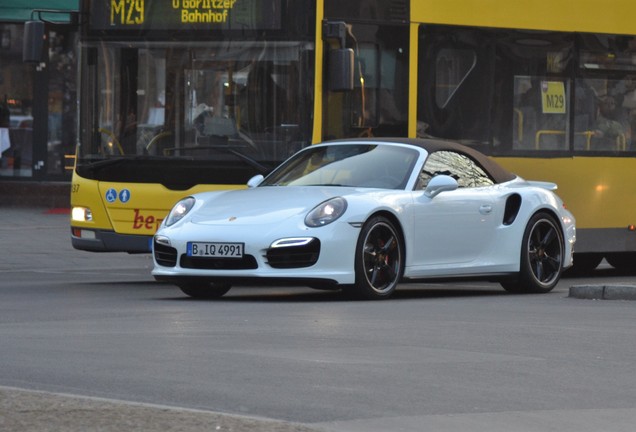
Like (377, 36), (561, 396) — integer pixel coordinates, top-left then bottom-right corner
(408, 150), (500, 272)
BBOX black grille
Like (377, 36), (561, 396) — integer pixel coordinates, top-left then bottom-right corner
(154, 241), (178, 267)
(266, 239), (320, 269)
(180, 255), (258, 270)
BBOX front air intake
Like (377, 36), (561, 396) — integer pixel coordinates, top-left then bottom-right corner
(266, 238), (321, 269)
(154, 241), (178, 267)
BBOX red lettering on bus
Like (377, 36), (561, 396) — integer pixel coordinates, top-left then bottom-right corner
(133, 209), (144, 229)
(145, 215), (155, 230)
(132, 209), (164, 232)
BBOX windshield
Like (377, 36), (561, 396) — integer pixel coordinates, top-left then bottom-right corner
(77, 41), (313, 182)
(261, 144), (420, 189)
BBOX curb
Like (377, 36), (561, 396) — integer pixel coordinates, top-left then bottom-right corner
(569, 285), (636, 300)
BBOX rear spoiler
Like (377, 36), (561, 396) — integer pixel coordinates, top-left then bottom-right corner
(524, 180), (558, 191)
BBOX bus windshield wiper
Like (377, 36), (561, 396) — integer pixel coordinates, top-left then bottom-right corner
(216, 146), (271, 174)
(78, 155), (190, 170)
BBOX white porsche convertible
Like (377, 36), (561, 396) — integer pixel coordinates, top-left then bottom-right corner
(152, 138), (576, 300)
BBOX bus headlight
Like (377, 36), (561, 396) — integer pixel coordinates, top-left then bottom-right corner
(165, 197), (196, 227)
(71, 206), (92, 222)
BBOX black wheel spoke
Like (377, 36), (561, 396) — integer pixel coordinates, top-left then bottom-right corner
(547, 256), (560, 272)
(381, 263), (397, 282)
(533, 260), (544, 281)
(380, 236), (396, 254)
(369, 265), (379, 286)
(541, 227), (557, 247)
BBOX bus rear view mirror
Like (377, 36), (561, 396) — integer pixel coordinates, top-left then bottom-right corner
(328, 48), (354, 92)
(23, 21), (45, 63)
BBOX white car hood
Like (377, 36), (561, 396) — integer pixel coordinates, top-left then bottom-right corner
(190, 186), (354, 226)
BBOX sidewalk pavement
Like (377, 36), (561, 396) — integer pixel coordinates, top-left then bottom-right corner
(0, 386), (322, 432)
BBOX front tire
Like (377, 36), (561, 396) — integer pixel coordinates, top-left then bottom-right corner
(350, 216), (404, 300)
(178, 281), (232, 299)
(502, 212), (564, 293)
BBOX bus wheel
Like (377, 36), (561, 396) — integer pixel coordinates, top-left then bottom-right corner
(605, 253), (636, 272)
(178, 282), (232, 299)
(569, 253), (603, 274)
(502, 212), (563, 293)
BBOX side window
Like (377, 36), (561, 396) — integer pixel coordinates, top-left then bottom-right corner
(435, 48), (476, 109)
(575, 37), (636, 152)
(419, 25), (636, 155)
(418, 151), (494, 189)
(323, 23), (409, 140)
(512, 76), (571, 151)
(417, 26), (493, 145)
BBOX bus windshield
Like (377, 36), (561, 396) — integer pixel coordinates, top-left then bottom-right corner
(78, 40), (313, 183)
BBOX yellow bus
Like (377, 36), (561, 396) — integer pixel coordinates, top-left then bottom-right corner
(66, 0), (635, 271)
(411, 0), (636, 271)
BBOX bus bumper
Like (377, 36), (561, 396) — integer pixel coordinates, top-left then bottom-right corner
(71, 228), (152, 253)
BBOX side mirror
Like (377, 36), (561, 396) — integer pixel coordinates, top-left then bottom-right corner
(424, 175), (458, 198)
(323, 20), (354, 92)
(247, 174), (264, 188)
(328, 48), (354, 91)
(23, 21), (45, 63)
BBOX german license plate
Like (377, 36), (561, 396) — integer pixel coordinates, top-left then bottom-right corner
(187, 242), (244, 258)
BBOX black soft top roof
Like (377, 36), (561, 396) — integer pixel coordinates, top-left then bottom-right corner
(326, 137), (516, 185)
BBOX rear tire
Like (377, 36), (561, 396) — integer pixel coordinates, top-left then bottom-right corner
(350, 216), (403, 300)
(178, 281), (232, 299)
(502, 212), (564, 293)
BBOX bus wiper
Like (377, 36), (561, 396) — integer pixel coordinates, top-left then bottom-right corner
(78, 155), (193, 172)
(81, 149), (270, 175)
(212, 146), (272, 174)
(79, 155), (190, 169)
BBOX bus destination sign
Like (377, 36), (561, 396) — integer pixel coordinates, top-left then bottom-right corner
(89, 0), (281, 31)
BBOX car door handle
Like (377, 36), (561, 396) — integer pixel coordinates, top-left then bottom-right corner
(479, 204), (493, 215)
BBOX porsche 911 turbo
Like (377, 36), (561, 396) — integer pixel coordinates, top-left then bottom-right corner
(152, 138), (576, 300)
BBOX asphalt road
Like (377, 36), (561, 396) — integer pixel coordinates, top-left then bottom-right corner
(1, 207), (636, 432)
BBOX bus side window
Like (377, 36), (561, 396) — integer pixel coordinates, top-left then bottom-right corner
(417, 26), (494, 147)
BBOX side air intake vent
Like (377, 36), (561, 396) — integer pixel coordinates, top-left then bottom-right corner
(503, 194), (522, 225)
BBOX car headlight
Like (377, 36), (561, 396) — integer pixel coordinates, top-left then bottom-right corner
(305, 197), (347, 227)
(165, 197), (196, 227)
